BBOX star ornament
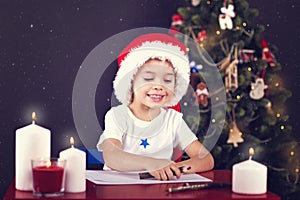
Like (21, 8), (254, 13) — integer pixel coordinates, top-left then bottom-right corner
(140, 138), (150, 149)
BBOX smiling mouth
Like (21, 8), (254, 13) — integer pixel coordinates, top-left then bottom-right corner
(147, 94), (165, 102)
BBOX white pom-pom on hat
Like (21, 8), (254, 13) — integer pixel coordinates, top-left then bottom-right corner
(114, 33), (190, 107)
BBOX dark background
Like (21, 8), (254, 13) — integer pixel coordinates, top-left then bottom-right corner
(0, 0), (299, 198)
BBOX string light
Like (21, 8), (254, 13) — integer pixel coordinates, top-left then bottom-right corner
(296, 168), (299, 173)
(276, 113), (281, 118)
(236, 95), (241, 100)
(216, 30), (221, 35)
(280, 125), (285, 130)
(290, 151), (295, 156)
(275, 82), (280, 87)
(207, 0), (211, 5)
(212, 118), (216, 123)
(242, 22), (247, 27)
(247, 67), (252, 72)
(183, 102), (188, 107)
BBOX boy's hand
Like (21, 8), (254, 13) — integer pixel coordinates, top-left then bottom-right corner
(149, 163), (182, 181)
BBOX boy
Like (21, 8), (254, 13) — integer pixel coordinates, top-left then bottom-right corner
(97, 33), (214, 180)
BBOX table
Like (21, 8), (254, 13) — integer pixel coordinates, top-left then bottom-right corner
(4, 170), (281, 200)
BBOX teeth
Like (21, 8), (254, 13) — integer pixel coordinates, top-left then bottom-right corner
(148, 94), (163, 98)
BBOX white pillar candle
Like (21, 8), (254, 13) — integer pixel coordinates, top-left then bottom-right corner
(59, 137), (86, 193)
(232, 148), (267, 195)
(15, 112), (51, 191)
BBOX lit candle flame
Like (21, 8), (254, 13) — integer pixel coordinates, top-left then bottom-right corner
(32, 112), (36, 124)
(249, 147), (255, 160)
(70, 137), (74, 147)
(46, 159), (51, 168)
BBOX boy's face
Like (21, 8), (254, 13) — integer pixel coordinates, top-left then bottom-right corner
(131, 59), (175, 108)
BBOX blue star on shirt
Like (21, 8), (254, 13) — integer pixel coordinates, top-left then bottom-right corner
(140, 138), (150, 149)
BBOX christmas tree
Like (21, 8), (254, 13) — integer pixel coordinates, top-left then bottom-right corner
(170, 0), (299, 199)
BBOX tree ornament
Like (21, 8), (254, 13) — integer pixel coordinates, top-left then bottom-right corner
(227, 121), (244, 147)
(196, 30), (207, 42)
(261, 39), (276, 67)
(171, 14), (184, 27)
(219, 55), (231, 71)
(249, 78), (268, 100)
(193, 82), (210, 107)
(169, 14), (184, 36)
(238, 49), (255, 64)
(225, 59), (239, 93)
(218, 1), (236, 30)
(191, 0), (201, 7)
(190, 60), (203, 73)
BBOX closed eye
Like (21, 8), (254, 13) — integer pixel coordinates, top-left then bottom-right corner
(164, 79), (173, 83)
(144, 78), (154, 81)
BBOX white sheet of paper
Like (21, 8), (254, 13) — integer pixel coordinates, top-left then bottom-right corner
(86, 170), (212, 185)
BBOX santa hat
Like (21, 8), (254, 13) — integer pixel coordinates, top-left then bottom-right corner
(114, 33), (190, 107)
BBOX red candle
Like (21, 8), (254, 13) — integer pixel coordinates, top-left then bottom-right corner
(32, 165), (64, 193)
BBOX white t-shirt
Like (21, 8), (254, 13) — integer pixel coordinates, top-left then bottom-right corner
(97, 105), (197, 163)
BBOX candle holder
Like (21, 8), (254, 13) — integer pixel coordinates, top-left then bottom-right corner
(31, 158), (66, 197)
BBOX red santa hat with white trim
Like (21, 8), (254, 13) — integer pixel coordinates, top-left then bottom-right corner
(114, 33), (190, 107)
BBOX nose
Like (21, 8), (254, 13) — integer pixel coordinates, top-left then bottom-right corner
(153, 85), (163, 91)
